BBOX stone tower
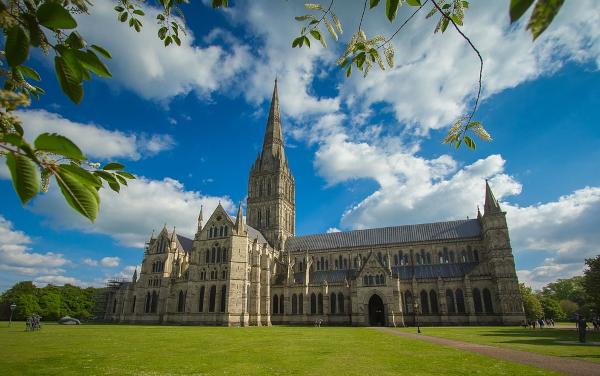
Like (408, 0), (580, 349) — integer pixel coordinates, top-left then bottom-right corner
(480, 180), (523, 322)
(247, 79), (295, 250)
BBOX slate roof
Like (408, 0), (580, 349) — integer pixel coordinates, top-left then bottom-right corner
(177, 235), (194, 253)
(392, 262), (480, 279)
(293, 270), (358, 284)
(285, 219), (482, 252)
(228, 216), (268, 244)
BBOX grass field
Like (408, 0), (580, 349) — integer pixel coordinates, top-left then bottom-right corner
(396, 324), (600, 364)
(0, 322), (578, 376)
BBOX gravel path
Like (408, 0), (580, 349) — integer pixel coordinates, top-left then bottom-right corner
(371, 327), (599, 376)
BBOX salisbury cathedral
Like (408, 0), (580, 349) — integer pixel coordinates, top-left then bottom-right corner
(104, 80), (525, 327)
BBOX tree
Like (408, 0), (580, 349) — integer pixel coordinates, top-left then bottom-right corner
(2, 0), (571, 221)
(0, 280), (38, 319)
(520, 283), (543, 321)
(583, 254), (600, 316)
(539, 297), (565, 319)
(559, 299), (580, 319)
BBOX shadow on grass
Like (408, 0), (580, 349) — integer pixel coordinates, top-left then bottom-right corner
(477, 329), (600, 347)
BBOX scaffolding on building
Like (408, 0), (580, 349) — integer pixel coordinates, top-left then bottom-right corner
(92, 278), (129, 322)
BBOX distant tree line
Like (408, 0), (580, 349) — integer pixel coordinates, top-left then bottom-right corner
(521, 254), (600, 321)
(0, 281), (98, 321)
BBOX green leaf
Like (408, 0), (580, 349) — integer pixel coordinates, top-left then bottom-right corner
(36, 2), (78, 29)
(6, 152), (40, 205)
(12, 121), (24, 137)
(157, 14), (165, 21)
(133, 9), (145, 16)
(120, 12), (128, 22)
(5, 26), (30, 67)
(2, 133), (25, 147)
(466, 121), (481, 129)
(32, 86), (46, 95)
(114, 6), (125, 12)
(509, 0), (535, 23)
(346, 64), (352, 78)
(292, 36), (302, 48)
(81, 68), (91, 82)
(115, 174), (128, 185)
(90, 45), (113, 59)
(173, 35), (181, 46)
(116, 171), (136, 179)
(54, 167), (100, 223)
(23, 14), (42, 48)
(370, 0), (381, 9)
(58, 163), (102, 188)
(54, 56), (84, 105)
(455, 139), (462, 149)
(386, 0), (400, 22)
(102, 162), (126, 171)
(441, 17), (450, 33)
(55, 44), (83, 82)
(93, 170), (118, 185)
(158, 27), (168, 40)
(34, 133), (87, 160)
(405, 0), (421, 6)
(464, 136), (476, 150)
(17, 65), (41, 81)
(108, 180), (121, 193)
(73, 50), (112, 78)
(303, 35), (310, 48)
(527, 0), (565, 40)
(65, 31), (87, 50)
(310, 30), (321, 41)
(165, 36), (172, 47)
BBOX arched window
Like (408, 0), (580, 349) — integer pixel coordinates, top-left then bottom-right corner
(468, 246), (473, 261)
(394, 255), (398, 265)
(335, 260), (339, 269)
(257, 210), (262, 226)
(267, 182), (271, 195)
(446, 289), (456, 313)
(426, 253), (431, 264)
(205, 250), (210, 263)
(405, 291), (413, 313)
(280, 294), (284, 314)
(145, 292), (151, 313)
(221, 285), (227, 312)
(266, 209), (270, 226)
(325, 260), (329, 270)
(209, 286), (216, 312)
(420, 290), (429, 314)
(113, 299), (117, 314)
(450, 251), (455, 263)
(209, 228), (213, 238)
(211, 248), (216, 263)
(318, 293), (323, 314)
(378, 252), (382, 262)
(178, 290), (185, 313)
(368, 275), (373, 285)
(259, 184), (263, 197)
(456, 289), (466, 313)
(224, 226), (228, 236)
(299, 294), (304, 314)
(273, 295), (279, 314)
(483, 288), (494, 313)
(430, 290), (439, 314)
(330, 293), (337, 314)
(338, 293), (344, 314)
(151, 291), (158, 313)
(421, 250), (426, 264)
(199, 286), (205, 313)
(375, 274), (380, 285)
(311, 293), (316, 314)
(220, 226), (223, 237)
(443, 248), (449, 263)
(217, 247), (221, 263)
(473, 249), (479, 261)
(473, 288), (483, 313)
(354, 258), (358, 268)
(132, 296), (136, 313)
(292, 294), (298, 314)
(344, 258), (347, 269)
(398, 251), (403, 265)
(222, 248), (227, 262)
(383, 255), (388, 267)
(462, 251), (467, 262)
(403, 254), (409, 265)
(222, 268), (227, 279)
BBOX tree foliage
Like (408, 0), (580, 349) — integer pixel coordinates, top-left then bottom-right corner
(539, 296), (565, 319)
(0, 281), (97, 321)
(559, 299), (579, 319)
(2, 0), (572, 220)
(583, 254), (600, 317)
(520, 283), (543, 321)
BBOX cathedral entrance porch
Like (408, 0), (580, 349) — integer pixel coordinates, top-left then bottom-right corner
(368, 294), (385, 326)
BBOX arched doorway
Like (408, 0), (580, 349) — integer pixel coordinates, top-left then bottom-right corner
(368, 294), (385, 326)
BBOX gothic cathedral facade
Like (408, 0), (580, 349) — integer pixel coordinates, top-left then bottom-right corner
(104, 80), (525, 327)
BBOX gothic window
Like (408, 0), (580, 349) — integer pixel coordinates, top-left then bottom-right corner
(421, 250), (426, 264)
(330, 293), (337, 314)
(151, 291), (158, 313)
(299, 294), (304, 314)
(273, 295), (279, 314)
(467, 246), (473, 261)
(394, 255), (399, 265)
(132, 296), (136, 313)
(178, 290), (185, 313)
(420, 291), (429, 314)
(299, 261), (303, 272)
(209, 286), (216, 312)
(325, 260), (329, 270)
(279, 294), (284, 314)
(368, 275), (373, 285)
(375, 274), (380, 285)
(363, 276), (368, 286)
(258, 210), (262, 227)
(267, 182), (272, 195)
(446, 289), (456, 313)
(335, 260), (339, 269)
(199, 286), (205, 313)
(405, 291), (413, 313)
(211, 248), (216, 264)
(430, 290), (439, 314)
(426, 253), (431, 264)
(450, 251), (455, 263)
(474, 249), (479, 261)
(311, 293), (316, 314)
(222, 268), (227, 279)
(339, 255), (343, 268)
(384, 255), (388, 267)
(473, 288), (483, 313)
(221, 285), (227, 312)
(344, 259), (348, 269)
(217, 247), (221, 263)
(209, 228), (213, 238)
(220, 226), (224, 237)
(224, 226), (228, 236)
(113, 299), (117, 314)
(316, 261), (320, 271)
(318, 293), (324, 314)
(443, 248), (449, 263)
(321, 257), (324, 270)
(222, 248), (227, 263)
(354, 258), (358, 268)
(462, 251), (467, 262)
(377, 252), (382, 262)
(259, 183), (263, 197)
(292, 294), (297, 314)
(148, 279), (151, 287)
(439, 252), (443, 263)
(338, 293), (344, 314)
(483, 288), (494, 313)
(145, 292), (151, 313)
(205, 250), (210, 264)
(403, 254), (409, 265)
(398, 251), (403, 265)
(456, 289), (466, 313)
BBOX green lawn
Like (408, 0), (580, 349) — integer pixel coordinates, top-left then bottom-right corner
(396, 325), (600, 364)
(1, 322), (566, 375)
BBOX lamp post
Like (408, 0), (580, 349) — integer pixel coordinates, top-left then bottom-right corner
(8, 303), (16, 327)
(414, 298), (421, 334)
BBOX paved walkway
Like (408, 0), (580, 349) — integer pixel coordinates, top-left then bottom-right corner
(371, 327), (599, 376)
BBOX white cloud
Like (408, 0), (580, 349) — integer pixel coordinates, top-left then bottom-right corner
(327, 228), (341, 233)
(33, 275), (93, 288)
(0, 215), (70, 275)
(101, 257), (121, 267)
(82, 258), (98, 266)
(29, 175), (235, 248)
(15, 109), (176, 161)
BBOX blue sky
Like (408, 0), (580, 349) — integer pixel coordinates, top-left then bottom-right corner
(1, 0), (599, 293)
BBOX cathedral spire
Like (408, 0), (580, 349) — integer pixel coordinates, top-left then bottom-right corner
(484, 179), (502, 214)
(132, 267), (137, 283)
(261, 78), (285, 162)
(197, 205), (203, 232)
(235, 200), (245, 235)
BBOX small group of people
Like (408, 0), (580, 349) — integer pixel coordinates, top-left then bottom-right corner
(26, 313), (42, 331)
(591, 318), (599, 330)
(521, 318), (555, 329)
